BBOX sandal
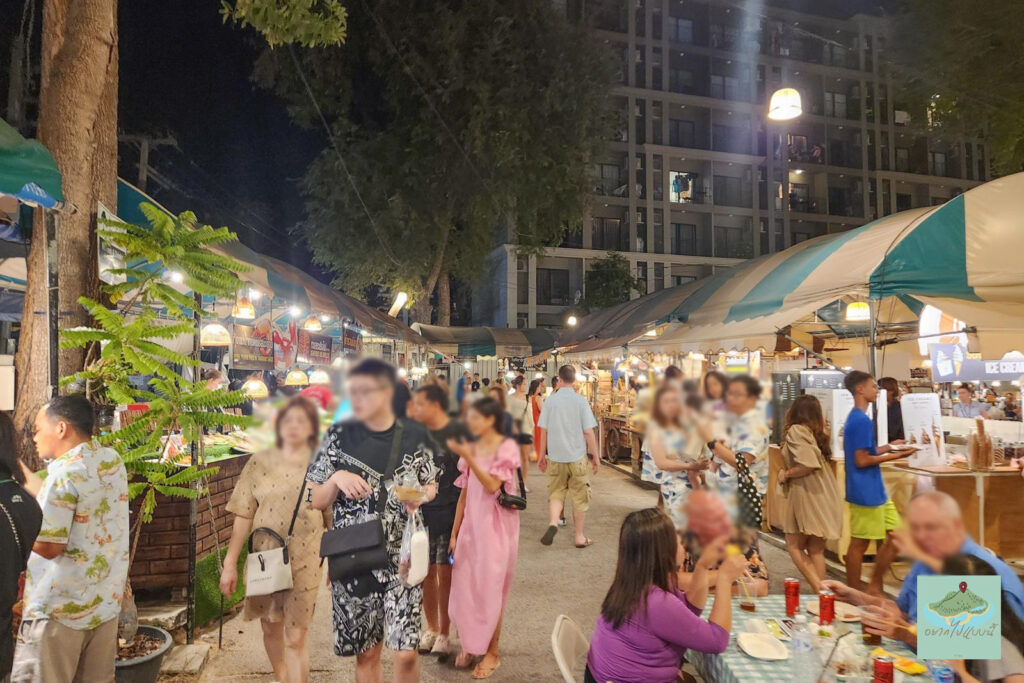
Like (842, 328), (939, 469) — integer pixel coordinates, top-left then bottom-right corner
(540, 524), (558, 546)
(472, 657), (501, 679)
(575, 537), (594, 548)
(454, 652), (476, 670)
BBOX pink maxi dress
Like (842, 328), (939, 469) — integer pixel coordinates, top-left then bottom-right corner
(448, 438), (522, 655)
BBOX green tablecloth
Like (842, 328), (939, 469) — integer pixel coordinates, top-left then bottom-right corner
(689, 595), (925, 683)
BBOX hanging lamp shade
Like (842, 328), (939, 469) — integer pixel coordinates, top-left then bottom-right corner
(308, 369), (330, 385)
(232, 294), (256, 320)
(303, 315), (323, 331)
(768, 88), (802, 121)
(845, 301), (871, 322)
(200, 322), (231, 347)
(241, 378), (269, 398)
(285, 369), (309, 386)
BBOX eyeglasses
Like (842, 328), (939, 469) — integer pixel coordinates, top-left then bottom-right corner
(348, 385), (387, 400)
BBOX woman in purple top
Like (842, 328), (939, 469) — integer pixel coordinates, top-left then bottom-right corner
(586, 508), (746, 683)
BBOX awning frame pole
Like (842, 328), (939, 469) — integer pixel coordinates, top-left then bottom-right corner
(774, 328), (843, 372)
(46, 211), (59, 398)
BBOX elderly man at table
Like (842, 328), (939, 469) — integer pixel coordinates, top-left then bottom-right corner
(821, 490), (1024, 648)
(677, 491), (768, 597)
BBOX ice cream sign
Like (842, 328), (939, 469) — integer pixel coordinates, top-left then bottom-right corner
(929, 343), (1024, 382)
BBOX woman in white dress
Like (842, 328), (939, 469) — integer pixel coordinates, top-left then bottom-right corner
(643, 386), (709, 527)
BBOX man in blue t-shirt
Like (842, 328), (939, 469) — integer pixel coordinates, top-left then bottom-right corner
(842, 370), (915, 593)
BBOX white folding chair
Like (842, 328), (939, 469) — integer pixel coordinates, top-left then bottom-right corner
(551, 614), (590, 683)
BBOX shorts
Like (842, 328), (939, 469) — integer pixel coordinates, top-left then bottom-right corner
(329, 571), (422, 656)
(11, 617), (117, 683)
(546, 459), (592, 512)
(848, 500), (901, 540)
(422, 508), (456, 565)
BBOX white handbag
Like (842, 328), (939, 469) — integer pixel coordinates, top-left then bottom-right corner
(245, 479), (307, 597)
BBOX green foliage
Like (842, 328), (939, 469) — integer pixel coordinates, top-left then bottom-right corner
(582, 252), (644, 312)
(889, 0), (1024, 175)
(195, 545), (248, 627)
(60, 202), (256, 565)
(222, 0), (347, 47)
(256, 0), (615, 312)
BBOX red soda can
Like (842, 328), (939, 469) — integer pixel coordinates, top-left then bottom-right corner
(872, 656), (894, 683)
(784, 578), (800, 617)
(819, 589), (835, 625)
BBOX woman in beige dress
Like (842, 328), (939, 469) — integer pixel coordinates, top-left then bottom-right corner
(220, 396), (327, 683)
(778, 395), (842, 591)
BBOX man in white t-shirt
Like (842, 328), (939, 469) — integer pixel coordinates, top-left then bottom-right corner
(537, 365), (599, 548)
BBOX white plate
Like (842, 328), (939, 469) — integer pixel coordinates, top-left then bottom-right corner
(737, 633), (789, 661)
(805, 599), (861, 622)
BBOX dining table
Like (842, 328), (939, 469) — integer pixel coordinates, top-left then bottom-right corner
(687, 595), (927, 683)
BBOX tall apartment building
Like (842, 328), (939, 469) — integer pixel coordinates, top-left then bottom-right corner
(472, 0), (988, 329)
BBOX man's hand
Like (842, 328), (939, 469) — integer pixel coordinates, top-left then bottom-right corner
(330, 470), (373, 499)
(404, 482), (437, 514)
(538, 455), (548, 473)
(862, 602), (911, 642)
(717, 554), (748, 584)
(820, 579), (861, 605)
(589, 453), (600, 475)
(689, 460), (711, 472)
(696, 535), (729, 571)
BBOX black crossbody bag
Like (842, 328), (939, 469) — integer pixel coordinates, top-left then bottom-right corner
(497, 468), (527, 511)
(319, 422), (404, 584)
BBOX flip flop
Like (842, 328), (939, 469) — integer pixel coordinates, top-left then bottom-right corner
(454, 652), (476, 670)
(472, 658), (501, 679)
(575, 537), (594, 548)
(541, 525), (558, 546)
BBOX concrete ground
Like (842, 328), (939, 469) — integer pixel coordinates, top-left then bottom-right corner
(197, 465), (819, 682)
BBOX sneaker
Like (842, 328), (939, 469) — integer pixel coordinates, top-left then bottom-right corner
(418, 630), (438, 654)
(431, 634), (452, 659)
(558, 517), (567, 527)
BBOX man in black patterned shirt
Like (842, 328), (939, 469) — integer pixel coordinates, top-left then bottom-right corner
(309, 359), (437, 682)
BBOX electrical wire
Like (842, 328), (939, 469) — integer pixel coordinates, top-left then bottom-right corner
(285, 44), (402, 267)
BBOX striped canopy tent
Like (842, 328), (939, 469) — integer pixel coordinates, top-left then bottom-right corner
(413, 324), (558, 359)
(116, 181), (423, 344)
(632, 172), (1024, 359)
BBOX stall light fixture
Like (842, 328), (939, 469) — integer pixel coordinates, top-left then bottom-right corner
(645, 329), (658, 337)
(320, 314), (331, 323)
(922, 359), (933, 368)
(289, 305), (302, 317)
(248, 288), (262, 300)
(167, 270), (185, 284)
(285, 369), (309, 386)
(241, 378), (269, 399)
(845, 301), (871, 322)
(200, 322), (231, 347)
(397, 368), (408, 378)
(535, 371), (544, 379)
(768, 88), (802, 121)
(360, 329), (370, 337)
(232, 294), (256, 320)
(566, 315), (578, 327)
(309, 369), (331, 385)
(388, 291), (409, 317)
(303, 315), (323, 331)
(505, 371), (515, 380)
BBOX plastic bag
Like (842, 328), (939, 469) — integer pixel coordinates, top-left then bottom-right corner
(398, 510), (429, 587)
(393, 470), (428, 504)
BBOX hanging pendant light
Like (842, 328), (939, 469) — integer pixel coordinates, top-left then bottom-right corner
(232, 294), (256, 320)
(309, 369), (330, 385)
(845, 301), (871, 322)
(285, 368), (309, 386)
(200, 322), (231, 347)
(768, 88), (802, 121)
(241, 378), (269, 398)
(303, 314), (323, 331)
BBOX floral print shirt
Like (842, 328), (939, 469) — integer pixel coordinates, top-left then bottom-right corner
(24, 441), (130, 629)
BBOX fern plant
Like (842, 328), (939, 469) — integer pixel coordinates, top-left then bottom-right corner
(60, 202), (257, 583)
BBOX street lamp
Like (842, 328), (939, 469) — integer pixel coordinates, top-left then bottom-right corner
(768, 88), (802, 121)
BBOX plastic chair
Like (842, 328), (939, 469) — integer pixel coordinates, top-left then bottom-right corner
(551, 614), (590, 683)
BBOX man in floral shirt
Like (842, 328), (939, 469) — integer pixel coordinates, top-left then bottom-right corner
(12, 395), (129, 683)
(309, 359), (437, 683)
(699, 375), (770, 528)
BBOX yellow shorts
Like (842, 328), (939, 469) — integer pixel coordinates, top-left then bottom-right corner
(546, 459), (592, 511)
(848, 500), (901, 540)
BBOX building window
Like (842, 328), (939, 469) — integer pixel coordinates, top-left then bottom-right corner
(895, 148), (910, 173)
(712, 124), (749, 154)
(824, 91), (847, 119)
(516, 312), (529, 329)
(669, 68), (694, 94)
(929, 151), (946, 177)
(636, 262), (648, 294)
(670, 222), (697, 255)
(593, 163), (623, 195)
(672, 274), (696, 287)
(536, 268), (570, 305)
(654, 263), (665, 291)
(710, 75), (744, 102)
(713, 175), (749, 207)
(714, 225), (752, 258)
(591, 217), (628, 251)
(669, 171), (699, 203)
(668, 119), (695, 147)
(896, 193), (913, 212)
(667, 16), (693, 44)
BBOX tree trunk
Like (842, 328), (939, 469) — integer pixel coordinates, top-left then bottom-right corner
(410, 226), (450, 325)
(436, 267), (451, 326)
(13, 0), (118, 465)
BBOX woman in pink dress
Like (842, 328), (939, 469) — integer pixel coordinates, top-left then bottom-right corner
(447, 396), (522, 679)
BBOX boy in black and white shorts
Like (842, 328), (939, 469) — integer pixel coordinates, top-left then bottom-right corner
(409, 383), (472, 658)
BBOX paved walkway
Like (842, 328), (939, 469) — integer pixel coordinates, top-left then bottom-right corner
(198, 465), (812, 682)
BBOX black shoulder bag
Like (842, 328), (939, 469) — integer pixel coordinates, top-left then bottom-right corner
(497, 467), (527, 511)
(319, 421), (404, 584)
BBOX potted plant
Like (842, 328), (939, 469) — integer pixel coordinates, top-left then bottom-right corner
(61, 203), (254, 681)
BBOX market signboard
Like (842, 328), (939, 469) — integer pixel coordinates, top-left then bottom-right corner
(297, 329), (332, 365)
(342, 327), (362, 355)
(929, 343), (1024, 382)
(232, 319), (274, 370)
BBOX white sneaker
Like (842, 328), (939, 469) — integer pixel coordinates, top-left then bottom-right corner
(431, 634), (452, 658)
(418, 630), (438, 654)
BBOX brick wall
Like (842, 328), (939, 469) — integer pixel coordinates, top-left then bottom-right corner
(129, 452), (252, 590)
